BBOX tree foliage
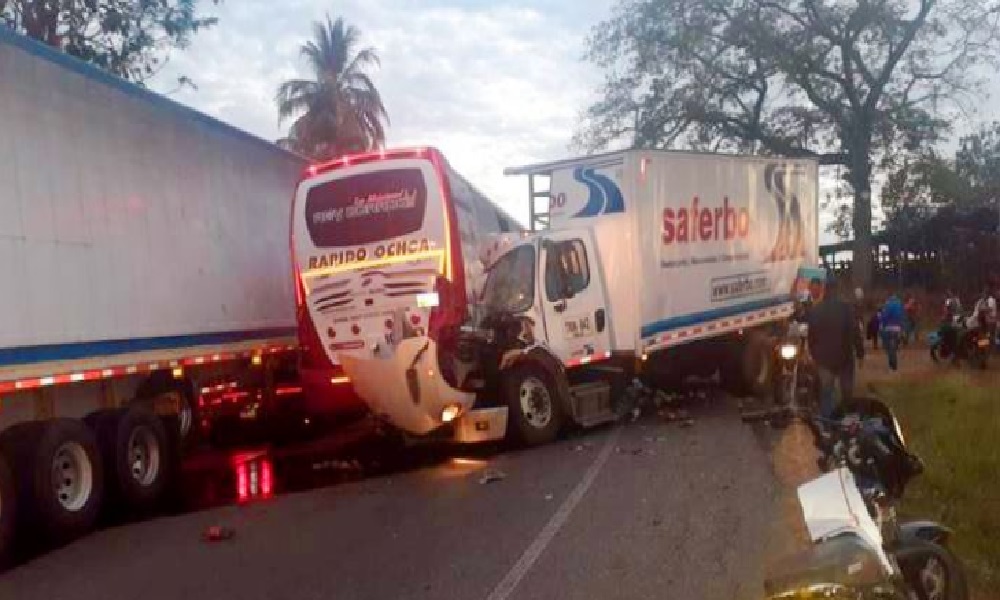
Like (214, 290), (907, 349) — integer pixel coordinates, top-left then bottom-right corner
(1, 0), (220, 84)
(275, 15), (389, 160)
(881, 123), (1000, 217)
(879, 124), (1000, 289)
(578, 0), (1000, 285)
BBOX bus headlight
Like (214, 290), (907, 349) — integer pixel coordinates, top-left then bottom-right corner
(441, 403), (463, 423)
(779, 343), (799, 360)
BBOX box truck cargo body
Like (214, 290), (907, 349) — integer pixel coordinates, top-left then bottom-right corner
(460, 150), (819, 444)
(0, 27), (308, 560)
(531, 150), (819, 356)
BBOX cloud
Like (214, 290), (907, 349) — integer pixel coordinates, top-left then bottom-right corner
(152, 0), (615, 224)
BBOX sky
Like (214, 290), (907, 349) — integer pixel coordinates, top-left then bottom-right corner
(152, 0), (616, 226)
(150, 0), (1000, 242)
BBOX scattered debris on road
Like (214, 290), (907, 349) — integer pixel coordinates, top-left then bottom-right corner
(478, 469), (506, 484)
(201, 525), (235, 543)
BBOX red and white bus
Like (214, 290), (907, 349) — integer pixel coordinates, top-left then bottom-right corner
(290, 147), (522, 441)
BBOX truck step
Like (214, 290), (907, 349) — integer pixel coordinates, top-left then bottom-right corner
(582, 364), (625, 375)
(569, 381), (617, 428)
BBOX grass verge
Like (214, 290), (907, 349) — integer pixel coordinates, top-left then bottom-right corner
(871, 372), (1000, 599)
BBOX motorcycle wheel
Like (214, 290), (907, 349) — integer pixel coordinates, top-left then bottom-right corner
(971, 347), (988, 370)
(898, 539), (969, 600)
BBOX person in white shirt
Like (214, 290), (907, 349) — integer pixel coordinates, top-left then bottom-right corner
(967, 286), (997, 333)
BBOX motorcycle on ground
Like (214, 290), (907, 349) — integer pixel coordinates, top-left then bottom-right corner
(743, 397), (968, 600)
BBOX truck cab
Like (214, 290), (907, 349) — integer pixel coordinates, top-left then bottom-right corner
(467, 229), (623, 445)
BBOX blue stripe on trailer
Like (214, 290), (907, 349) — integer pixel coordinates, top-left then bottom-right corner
(640, 296), (791, 339)
(0, 328), (298, 367)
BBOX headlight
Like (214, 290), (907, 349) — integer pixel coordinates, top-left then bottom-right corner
(779, 343), (799, 360)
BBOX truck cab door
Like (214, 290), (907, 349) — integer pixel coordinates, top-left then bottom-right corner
(539, 230), (611, 365)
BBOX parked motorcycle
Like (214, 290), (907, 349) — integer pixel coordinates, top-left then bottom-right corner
(743, 398), (968, 600)
(773, 319), (818, 411)
(930, 315), (990, 370)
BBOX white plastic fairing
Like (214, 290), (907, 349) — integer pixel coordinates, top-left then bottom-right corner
(337, 337), (474, 435)
(797, 468), (893, 574)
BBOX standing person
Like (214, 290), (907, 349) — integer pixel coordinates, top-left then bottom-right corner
(904, 294), (919, 345)
(943, 289), (962, 320)
(880, 293), (906, 371)
(867, 306), (882, 350)
(969, 286), (997, 342)
(807, 277), (865, 417)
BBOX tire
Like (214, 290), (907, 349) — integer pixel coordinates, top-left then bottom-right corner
(503, 365), (563, 446)
(93, 407), (171, 513)
(0, 451), (16, 568)
(134, 373), (198, 451)
(971, 346), (988, 370)
(898, 539), (969, 600)
(27, 420), (104, 540)
(742, 334), (774, 399)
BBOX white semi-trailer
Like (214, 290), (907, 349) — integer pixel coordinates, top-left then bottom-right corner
(0, 27), (308, 562)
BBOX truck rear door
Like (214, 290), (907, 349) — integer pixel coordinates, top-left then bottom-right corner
(539, 231), (611, 365)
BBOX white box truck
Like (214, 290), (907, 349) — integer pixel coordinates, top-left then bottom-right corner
(0, 28), (309, 561)
(479, 150), (819, 443)
(306, 148), (819, 447)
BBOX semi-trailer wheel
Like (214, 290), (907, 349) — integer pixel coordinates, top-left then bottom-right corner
(30, 419), (104, 540)
(115, 406), (169, 511)
(504, 365), (563, 446)
(91, 406), (170, 513)
(0, 451), (16, 568)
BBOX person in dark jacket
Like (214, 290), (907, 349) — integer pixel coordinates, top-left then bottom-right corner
(807, 276), (865, 417)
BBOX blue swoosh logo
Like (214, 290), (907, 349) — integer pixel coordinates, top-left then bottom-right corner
(591, 171), (624, 213)
(572, 166), (624, 217)
(572, 167), (606, 217)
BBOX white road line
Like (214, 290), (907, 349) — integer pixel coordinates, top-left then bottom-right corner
(485, 426), (622, 600)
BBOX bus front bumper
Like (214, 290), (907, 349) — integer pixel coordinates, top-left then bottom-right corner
(338, 337), (507, 443)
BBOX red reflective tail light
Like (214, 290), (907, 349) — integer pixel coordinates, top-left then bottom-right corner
(236, 463), (248, 502)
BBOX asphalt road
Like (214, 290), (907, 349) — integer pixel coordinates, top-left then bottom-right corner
(0, 392), (794, 600)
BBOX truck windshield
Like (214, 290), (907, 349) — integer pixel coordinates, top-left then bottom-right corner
(481, 245), (535, 314)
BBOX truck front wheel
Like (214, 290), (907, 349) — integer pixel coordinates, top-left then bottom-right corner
(504, 366), (563, 446)
(0, 451), (15, 568)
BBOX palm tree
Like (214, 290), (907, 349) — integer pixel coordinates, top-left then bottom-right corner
(276, 15), (389, 160)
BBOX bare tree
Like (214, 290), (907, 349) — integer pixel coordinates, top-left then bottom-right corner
(578, 0), (1000, 285)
